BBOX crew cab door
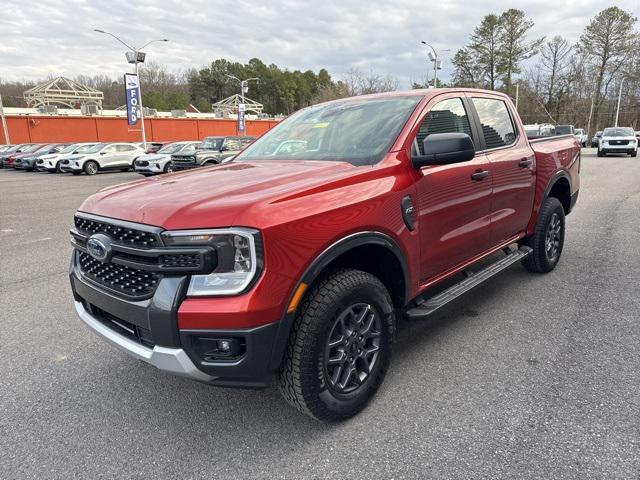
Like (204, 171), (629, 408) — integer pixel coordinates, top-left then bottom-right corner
(468, 95), (535, 245)
(411, 95), (493, 283)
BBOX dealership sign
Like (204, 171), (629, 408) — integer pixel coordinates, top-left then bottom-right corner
(124, 74), (141, 126)
(238, 103), (246, 133)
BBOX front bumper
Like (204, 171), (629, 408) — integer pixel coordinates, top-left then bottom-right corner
(70, 259), (281, 388)
(135, 162), (164, 174)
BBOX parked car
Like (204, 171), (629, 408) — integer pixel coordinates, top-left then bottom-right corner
(597, 127), (638, 157)
(574, 128), (587, 147)
(70, 89), (580, 421)
(134, 141), (200, 176)
(170, 136), (255, 170)
(0, 144), (13, 154)
(60, 143), (145, 175)
(590, 131), (603, 148)
(0, 143), (37, 168)
(524, 123), (555, 138)
(0, 144), (29, 168)
(555, 124), (574, 136)
(635, 131), (640, 142)
(37, 143), (99, 172)
(14, 143), (68, 171)
(4, 144), (46, 169)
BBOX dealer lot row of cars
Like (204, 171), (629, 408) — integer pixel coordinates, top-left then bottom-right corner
(0, 136), (256, 176)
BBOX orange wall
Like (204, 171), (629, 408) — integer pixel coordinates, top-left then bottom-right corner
(0, 115), (279, 144)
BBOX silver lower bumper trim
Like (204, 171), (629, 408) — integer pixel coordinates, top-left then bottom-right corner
(74, 300), (214, 382)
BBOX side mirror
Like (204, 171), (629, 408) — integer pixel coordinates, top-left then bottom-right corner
(411, 132), (475, 169)
(220, 145), (229, 152)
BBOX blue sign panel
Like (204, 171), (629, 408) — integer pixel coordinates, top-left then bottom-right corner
(238, 103), (246, 133)
(124, 74), (141, 126)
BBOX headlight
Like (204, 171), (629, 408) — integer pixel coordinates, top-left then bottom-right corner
(162, 228), (262, 296)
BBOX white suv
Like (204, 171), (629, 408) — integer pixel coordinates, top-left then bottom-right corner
(598, 127), (638, 158)
(37, 143), (98, 172)
(134, 141), (200, 176)
(60, 143), (145, 175)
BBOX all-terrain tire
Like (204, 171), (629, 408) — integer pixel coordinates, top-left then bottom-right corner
(278, 268), (395, 422)
(521, 196), (565, 273)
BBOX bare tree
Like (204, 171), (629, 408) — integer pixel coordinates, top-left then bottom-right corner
(539, 36), (572, 112)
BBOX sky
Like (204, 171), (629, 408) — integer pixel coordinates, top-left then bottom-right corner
(1, 0), (638, 88)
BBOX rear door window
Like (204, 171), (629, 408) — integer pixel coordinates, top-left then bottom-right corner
(472, 98), (517, 149)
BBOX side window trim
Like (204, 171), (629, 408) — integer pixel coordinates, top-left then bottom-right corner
(468, 96), (520, 153)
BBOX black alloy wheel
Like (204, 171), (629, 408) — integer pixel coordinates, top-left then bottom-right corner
(324, 303), (382, 394)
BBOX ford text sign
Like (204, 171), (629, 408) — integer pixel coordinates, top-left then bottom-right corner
(124, 73), (141, 126)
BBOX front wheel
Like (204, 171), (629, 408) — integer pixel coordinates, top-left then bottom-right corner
(521, 197), (565, 273)
(278, 269), (394, 421)
(597, 150), (604, 157)
(630, 151), (637, 158)
(163, 162), (174, 173)
(84, 160), (98, 175)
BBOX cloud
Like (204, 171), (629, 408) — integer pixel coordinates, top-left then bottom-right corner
(1, 0), (636, 88)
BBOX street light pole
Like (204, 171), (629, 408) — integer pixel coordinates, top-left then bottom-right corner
(226, 75), (259, 135)
(94, 29), (168, 150)
(421, 42), (449, 88)
(615, 77), (626, 127)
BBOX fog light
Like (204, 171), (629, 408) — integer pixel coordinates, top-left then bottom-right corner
(218, 340), (232, 353)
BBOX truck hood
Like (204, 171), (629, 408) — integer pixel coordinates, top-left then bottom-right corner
(79, 160), (357, 229)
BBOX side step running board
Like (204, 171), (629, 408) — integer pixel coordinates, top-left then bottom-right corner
(404, 245), (532, 320)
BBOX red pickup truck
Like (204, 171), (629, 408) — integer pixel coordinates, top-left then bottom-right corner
(70, 89), (580, 421)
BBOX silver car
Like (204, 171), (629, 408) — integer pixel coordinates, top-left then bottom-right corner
(134, 141), (200, 176)
(37, 143), (98, 172)
(60, 143), (146, 175)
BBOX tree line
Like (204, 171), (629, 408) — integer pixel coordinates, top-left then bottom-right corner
(0, 60), (396, 117)
(1, 6), (637, 133)
(450, 6), (640, 133)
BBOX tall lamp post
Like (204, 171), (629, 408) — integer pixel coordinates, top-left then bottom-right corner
(421, 41), (450, 88)
(226, 75), (259, 104)
(226, 75), (259, 135)
(614, 77), (626, 127)
(94, 29), (168, 149)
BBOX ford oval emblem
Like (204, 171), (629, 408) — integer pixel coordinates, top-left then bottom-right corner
(86, 233), (112, 262)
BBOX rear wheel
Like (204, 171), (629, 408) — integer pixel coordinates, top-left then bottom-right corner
(84, 160), (98, 175)
(521, 197), (565, 273)
(278, 269), (394, 421)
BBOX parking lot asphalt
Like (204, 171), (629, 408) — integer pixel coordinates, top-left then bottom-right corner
(1, 150), (639, 479)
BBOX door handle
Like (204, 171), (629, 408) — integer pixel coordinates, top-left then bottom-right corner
(471, 170), (490, 181)
(518, 158), (533, 168)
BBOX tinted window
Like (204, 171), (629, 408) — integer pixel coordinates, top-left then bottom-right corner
(117, 145), (135, 152)
(415, 98), (473, 154)
(472, 98), (517, 149)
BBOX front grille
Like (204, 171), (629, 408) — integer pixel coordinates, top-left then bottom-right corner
(159, 253), (201, 269)
(136, 160), (149, 167)
(78, 252), (161, 298)
(91, 304), (154, 348)
(611, 140), (629, 145)
(62, 159), (70, 165)
(37, 159), (44, 164)
(74, 215), (159, 248)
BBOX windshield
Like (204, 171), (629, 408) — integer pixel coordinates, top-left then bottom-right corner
(201, 138), (223, 150)
(603, 128), (634, 137)
(158, 143), (187, 154)
(237, 96), (421, 165)
(58, 144), (79, 154)
(21, 144), (41, 153)
(81, 144), (104, 154)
